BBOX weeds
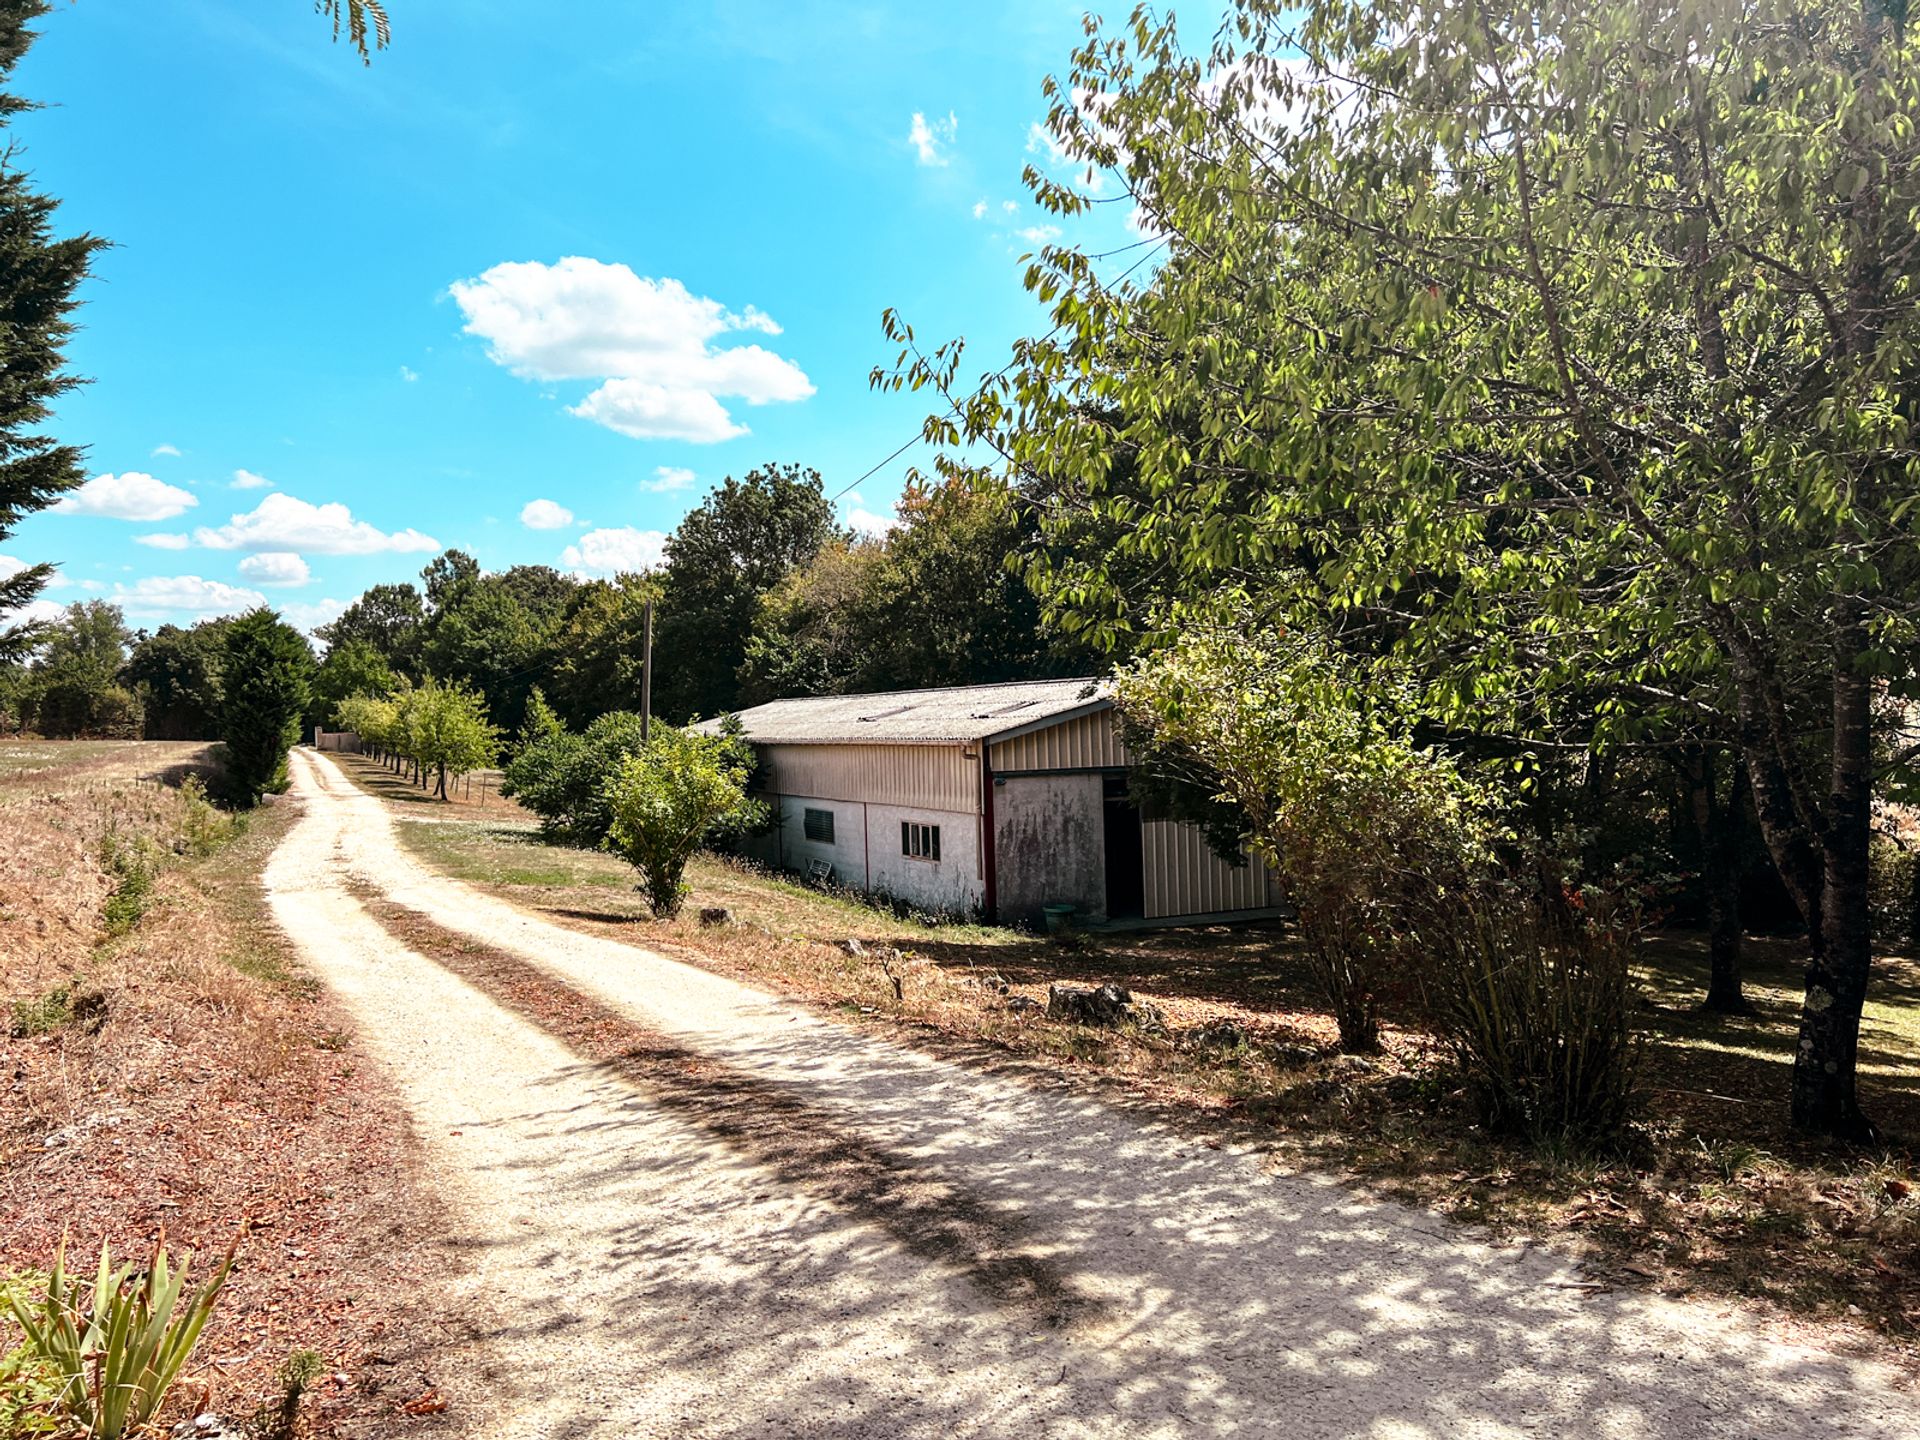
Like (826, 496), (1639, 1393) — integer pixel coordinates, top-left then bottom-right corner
(7, 1237), (235, 1440)
(251, 1348), (325, 1440)
(176, 775), (240, 859)
(0, 1273), (57, 1440)
(99, 825), (163, 937)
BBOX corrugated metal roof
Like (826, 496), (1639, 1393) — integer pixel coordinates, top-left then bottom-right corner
(700, 677), (1111, 746)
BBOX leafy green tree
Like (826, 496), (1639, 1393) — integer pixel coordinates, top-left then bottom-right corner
(316, 583), (424, 670)
(219, 609), (314, 805)
(28, 601), (138, 737)
(308, 637), (396, 732)
(603, 726), (765, 918)
(417, 573), (549, 734)
(1116, 626), (1497, 1051)
(0, 1), (107, 662)
(544, 576), (658, 728)
(403, 677), (499, 800)
(501, 710), (649, 845)
(125, 620), (231, 740)
(892, 0), (1920, 1140)
(420, 548), (480, 614)
(653, 463), (843, 721)
(515, 684), (563, 752)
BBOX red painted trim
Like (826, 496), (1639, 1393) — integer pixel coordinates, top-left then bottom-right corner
(980, 750), (998, 923)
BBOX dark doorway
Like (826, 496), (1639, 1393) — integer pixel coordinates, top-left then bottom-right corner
(1102, 773), (1145, 919)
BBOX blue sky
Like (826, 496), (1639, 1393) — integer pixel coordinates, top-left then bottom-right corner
(3, 0), (1141, 635)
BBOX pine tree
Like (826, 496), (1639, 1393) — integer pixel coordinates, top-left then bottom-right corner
(0, 0), (106, 661)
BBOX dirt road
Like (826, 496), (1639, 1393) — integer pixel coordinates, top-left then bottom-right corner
(265, 748), (1910, 1438)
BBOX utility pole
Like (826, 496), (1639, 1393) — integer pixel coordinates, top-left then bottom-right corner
(641, 597), (654, 745)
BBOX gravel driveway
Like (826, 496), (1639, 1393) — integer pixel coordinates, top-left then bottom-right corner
(266, 748), (1911, 1439)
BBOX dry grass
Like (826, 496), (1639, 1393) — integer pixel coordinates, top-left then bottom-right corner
(339, 738), (1919, 1358)
(0, 742), (450, 1438)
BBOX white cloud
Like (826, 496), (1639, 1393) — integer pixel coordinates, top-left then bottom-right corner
(908, 110), (957, 167)
(1002, 199), (1018, 215)
(195, 493), (440, 555)
(113, 575), (268, 619)
(237, 551), (311, 587)
(136, 533), (191, 550)
(643, 466), (696, 494)
(151, 443), (182, 459)
(843, 495), (898, 537)
(232, 468), (273, 490)
(399, 365), (419, 382)
(519, 498), (574, 530)
(560, 526), (667, 576)
(1016, 225), (1062, 245)
(1, 597), (64, 628)
(54, 472), (198, 522)
(281, 597), (347, 637)
(0, 554), (25, 581)
(971, 199), (988, 219)
(448, 257), (812, 444)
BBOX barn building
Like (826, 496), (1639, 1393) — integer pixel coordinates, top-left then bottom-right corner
(711, 678), (1284, 928)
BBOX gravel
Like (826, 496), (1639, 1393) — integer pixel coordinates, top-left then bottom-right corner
(268, 748), (1914, 1439)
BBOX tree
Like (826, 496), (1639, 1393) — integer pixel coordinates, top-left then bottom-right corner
(544, 576), (658, 728)
(891, 0), (1920, 1140)
(125, 620), (232, 739)
(1116, 626), (1496, 1051)
(314, 0), (390, 62)
(515, 684), (563, 753)
(603, 726), (765, 918)
(316, 583), (424, 670)
(0, 1), (107, 661)
(420, 548), (480, 615)
(308, 636), (395, 732)
(219, 609), (314, 804)
(500, 710), (649, 845)
(28, 601), (138, 737)
(404, 677), (499, 800)
(652, 463), (843, 721)
(416, 572), (550, 735)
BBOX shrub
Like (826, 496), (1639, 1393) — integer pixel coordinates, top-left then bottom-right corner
(501, 711), (649, 845)
(1868, 836), (1918, 953)
(8, 1238), (234, 1440)
(1422, 891), (1641, 1149)
(8, 988), (70, 1039)
(175, 774), (239, 859)
(99, 826), (162, 937)
(219, 609), (314, 806)
(1114, 626), (1496, 1051)
(602, 726), (766, 918)
(252, 1348), (325, 1440)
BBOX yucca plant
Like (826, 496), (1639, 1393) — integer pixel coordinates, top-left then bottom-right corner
(8, 1237), (236, 1440)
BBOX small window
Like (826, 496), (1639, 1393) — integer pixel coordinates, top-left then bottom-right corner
(901, 821), (941, 862)
(803, 808), (835, 844)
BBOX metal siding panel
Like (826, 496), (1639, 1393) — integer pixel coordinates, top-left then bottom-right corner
(761, 743), (976, 813)
(1143, 821), (1272, 919)
(989, 711), (1133, 772)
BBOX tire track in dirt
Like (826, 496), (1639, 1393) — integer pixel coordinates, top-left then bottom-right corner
(352, 883), (1105, 1334)
(273, 747), (1919, 1439)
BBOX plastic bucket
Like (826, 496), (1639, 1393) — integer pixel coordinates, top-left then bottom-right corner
(1041, 903), (1076, 935)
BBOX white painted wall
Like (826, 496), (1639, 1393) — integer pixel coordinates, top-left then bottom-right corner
(749, 792), (985, 917)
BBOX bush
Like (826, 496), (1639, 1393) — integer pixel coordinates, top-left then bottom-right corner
(7, 1238), (234, 1440)
(501, 711), (649, 845)
(1869, 836), (1918, 953)
(99, 826), (162, 937)
(602, 726), (766, 918)
(1114, 626), (1496, 1051)
(175, 774), (239, 858)
(219, 609), (314, 806)
(1422, 891), (1641, 1148)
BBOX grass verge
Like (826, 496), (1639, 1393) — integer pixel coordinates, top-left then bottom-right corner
(0, 741), (450, 1439)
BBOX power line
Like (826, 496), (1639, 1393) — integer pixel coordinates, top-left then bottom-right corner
(829, 235), (1170, 505)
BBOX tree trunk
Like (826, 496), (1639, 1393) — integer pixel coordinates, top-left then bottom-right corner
(1788, 603), (1878, 1142)
(436, 761), (448, 800)
(1689, 750), (1750, 1014)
